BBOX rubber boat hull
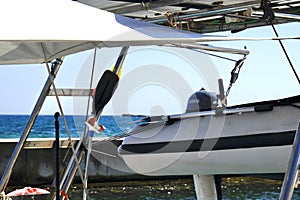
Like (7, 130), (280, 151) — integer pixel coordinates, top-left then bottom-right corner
(118, 95), (300, 176)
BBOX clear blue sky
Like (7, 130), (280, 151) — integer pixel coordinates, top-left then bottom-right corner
(0, 22), (299, 115)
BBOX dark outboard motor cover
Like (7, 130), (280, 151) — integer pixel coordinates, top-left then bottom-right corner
(186, 89), (219, 112)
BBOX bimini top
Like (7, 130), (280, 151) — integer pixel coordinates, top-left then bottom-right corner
(0, 0), (218, 65)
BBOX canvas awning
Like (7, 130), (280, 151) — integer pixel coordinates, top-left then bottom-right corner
(2, 0), (297, 65)
(0, 0), (213, 64)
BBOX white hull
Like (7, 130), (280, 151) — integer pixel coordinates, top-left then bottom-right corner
(118, 95), (300, 176)
(120, 146), (291, 176)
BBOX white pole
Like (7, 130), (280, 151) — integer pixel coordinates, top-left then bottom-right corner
(193, 175), (218, 200)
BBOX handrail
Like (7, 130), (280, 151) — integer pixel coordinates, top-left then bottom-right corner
(279, 121), (300, 200)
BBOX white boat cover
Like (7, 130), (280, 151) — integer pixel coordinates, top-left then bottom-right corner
(0, 0), (214, 65)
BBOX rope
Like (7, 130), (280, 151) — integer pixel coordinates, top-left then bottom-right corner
(270, 23), (300, 85)
(166, 12), (175, 28)
(39, 43), (88, 198)
(260, 0), (300, 85)
(189, 47), (246, 106)
(60, 190), (69, 200)
(223, 56), (246, 106)
(166, 12), (180, 29)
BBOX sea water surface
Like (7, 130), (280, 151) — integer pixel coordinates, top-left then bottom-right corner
(1, 115), (300, 199)
(0, 115), (137, 139)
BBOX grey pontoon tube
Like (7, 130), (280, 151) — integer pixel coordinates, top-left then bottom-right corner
(0, 57), (64, 192)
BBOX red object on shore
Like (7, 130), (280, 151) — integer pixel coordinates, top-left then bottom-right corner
(6, 187), (50, 197)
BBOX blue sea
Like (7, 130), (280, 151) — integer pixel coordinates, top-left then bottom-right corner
(1, 115), (300, 199)
(0, 115), (138, 139)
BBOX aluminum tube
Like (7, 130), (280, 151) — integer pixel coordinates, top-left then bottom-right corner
(113, 46), (129, 75)
(0, 58), (63, 192)
(60, 151), (85, 200)
(59, 136), (84, 189)
(279, 121), (300, 200)
(60, 47), (130, 199)
(167, 43), (250, 55)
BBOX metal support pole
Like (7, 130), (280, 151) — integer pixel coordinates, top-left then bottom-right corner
(279, 121), (300, 200)
(59, 47), (130, 199)
(61, 151), (85, 199)
(193, 175), (218, 200)
(59, 138), (84, 188)
(0, 58), (63, 192)
(55, 112), (60, 200)
(83, 133), (93, 200)
(83, 46), (129, 200)
(48, 141), (85, 200)
(112, 46), (129, 75)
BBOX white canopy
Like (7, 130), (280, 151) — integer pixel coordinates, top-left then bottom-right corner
(0, 0), (211, 64)
(1, 0), (297, 64)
